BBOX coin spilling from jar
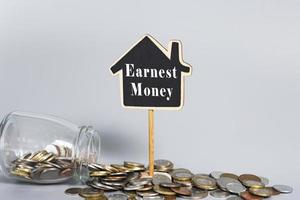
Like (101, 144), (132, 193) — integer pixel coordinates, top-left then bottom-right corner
(9, 141), (74, 183)
(65, 159), (293, 199)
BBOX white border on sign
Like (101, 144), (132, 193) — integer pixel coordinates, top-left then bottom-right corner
(110, 34), (192, 110)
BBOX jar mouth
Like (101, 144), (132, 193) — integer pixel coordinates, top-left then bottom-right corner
(74, 126), (101, 183)
(0, 111), (12, 138)
(0, 112), (14, 176)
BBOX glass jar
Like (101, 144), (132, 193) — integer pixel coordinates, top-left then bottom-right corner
(0, 111), (101, 184)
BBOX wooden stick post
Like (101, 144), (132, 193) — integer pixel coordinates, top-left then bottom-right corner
(148, 109), (154, 176)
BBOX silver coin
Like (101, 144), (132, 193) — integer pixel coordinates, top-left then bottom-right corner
(179, 188), (208, 199)
(137, 191), (159, 197)
(259, 176), (269, 185)
(88, 163), (99, 170)
(172, 171), (193, 180)
(108, 193), (128, 200)
(127, 172), (140, 181)
(170, 168), (191, 176)
(273, 184), (293, 193)
(23, 152), (32, 159)
(101, 180), (126, 187)
(128, 167), (145, 172)
(130, 178), (152, 186)
(39, 168), (60, 180)
(143, 196), (164, 200)
(123, 184), (144, 191)
(210, 189), (230, 198)
(226, 182), (246, 194)
(124, 161), (144, 168)
(226, 197), (243, 200)
(154, 159), (173, 167)
(210, 171), (224, 179)
(217, 177), (240, 191)
(92, 163), (107, 170)
(160, 182), (182, 188)
(91, 180), (119, 190)
(20, 159), (39, 165)
(194, 173), (210, 178)
(45, 161), (63, 169)
(192, 175), (217, 190)
(30, 168), (42, 180)
(110, 172), (128, 176)
(152, 172), (172, 185)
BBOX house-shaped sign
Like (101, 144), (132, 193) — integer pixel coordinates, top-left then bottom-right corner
(110, 35), (192, 110)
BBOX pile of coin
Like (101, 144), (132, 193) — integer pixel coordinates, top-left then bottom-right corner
(65, 159), (293, 200)
(10, 149), (74, 183)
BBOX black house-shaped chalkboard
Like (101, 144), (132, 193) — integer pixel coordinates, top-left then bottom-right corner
(110, 35), (191, 110)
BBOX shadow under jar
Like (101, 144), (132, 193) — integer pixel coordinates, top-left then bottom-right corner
(0, 111), (101, 184)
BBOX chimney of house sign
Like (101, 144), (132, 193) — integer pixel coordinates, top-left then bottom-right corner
(170, 42), (180, 63)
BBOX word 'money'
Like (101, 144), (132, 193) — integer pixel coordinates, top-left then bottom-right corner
(125, 64), (178, 101)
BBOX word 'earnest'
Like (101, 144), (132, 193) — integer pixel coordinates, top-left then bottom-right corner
(125, 64), (178, 79)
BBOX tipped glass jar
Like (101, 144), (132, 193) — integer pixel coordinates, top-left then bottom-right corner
(0, 111), (101, 184)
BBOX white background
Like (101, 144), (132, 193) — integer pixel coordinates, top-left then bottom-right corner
(0, 0), (299, 199)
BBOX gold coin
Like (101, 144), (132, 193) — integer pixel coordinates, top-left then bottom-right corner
(85, 195), (108, 200)
(220, 173), (239, 180)
(192, 175), (217, 190)
(79, 187), (103, 198)
(39, 152), (55, 162)
(89, 171), (111, 177)
(126, 167), (146, 172)
(243, 180), (265, 189)
(104, 165), (119, 173)
(249, 187), (273, 197)
(45, 154), (56, 162)
(111, 164), (131, 172)
(239, 174), (261, 183)
(102, 175), (127, 181)
(11, 169), (31, 179)
(29, 152), (40, 161)
(16, 166), (31, 173)
(124, 161), (144, 168)
(153, 185), (176, 196)
(172, 171), (193, 181)
(32, 150), (48, 161)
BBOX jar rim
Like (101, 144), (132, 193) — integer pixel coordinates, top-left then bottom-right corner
(5, 111), (78, 130)
(74, 126), (101, 183)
